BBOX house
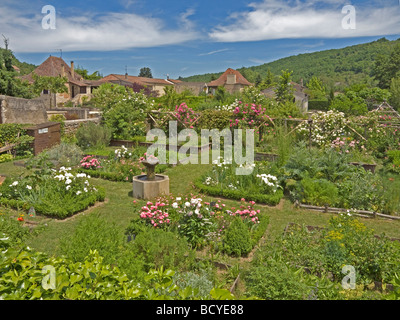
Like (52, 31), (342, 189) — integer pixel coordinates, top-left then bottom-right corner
(21, 56), (102, 107)
(207, 68), (253, 94)
(100, 74), (177, 96)
(174, 81), (208, 95)
(261, 81), (308, 113)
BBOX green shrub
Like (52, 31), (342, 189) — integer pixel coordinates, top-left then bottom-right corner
(44, 142), (84, 167)
(0, 153), (13, 163)
(245, 258), (312, 300)
(76, 122), (112, 150)
(223, 217), (253, 257)
(59, 214), (125, 264)
(131, 227), (193, 272)
(297, 177), (339, 207)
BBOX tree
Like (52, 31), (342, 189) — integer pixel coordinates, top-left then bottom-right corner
(275, 70), (294, 104)
(259, 69), (276, 90)
(389, 77), (400, 110)
(305, 76), (327, 100)
(138, 67), (153, 78)
(0, 37), (32, 98)
(31, 73), (68, 96)
(373, 44), (400, 89)
(75, 66), (102, 80)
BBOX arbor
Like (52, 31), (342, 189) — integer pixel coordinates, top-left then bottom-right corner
(138, 67), (153, 78)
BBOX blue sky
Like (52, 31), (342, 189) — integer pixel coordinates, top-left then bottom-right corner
(2, 0), (400, 79)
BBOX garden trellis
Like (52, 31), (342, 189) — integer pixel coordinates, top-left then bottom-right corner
(371, 101), (400, 127)
(147, 109), (202, 131)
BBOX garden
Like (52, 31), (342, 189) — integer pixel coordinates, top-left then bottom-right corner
(0, 80), (400, 300)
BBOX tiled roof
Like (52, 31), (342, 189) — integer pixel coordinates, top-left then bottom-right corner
(101, 74), (175, 86)
(207, 68), (252, 87)
(20, 56), (84, 84)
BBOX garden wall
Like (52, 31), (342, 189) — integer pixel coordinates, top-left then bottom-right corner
(64, 117), (102, 135)
(0, 95), (48, 125)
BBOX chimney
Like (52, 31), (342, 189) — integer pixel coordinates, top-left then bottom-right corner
(71, 61), (74, 78)
(61, 64), (65, 77)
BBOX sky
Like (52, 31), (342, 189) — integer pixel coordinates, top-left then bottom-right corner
(1, 0), (400, 79)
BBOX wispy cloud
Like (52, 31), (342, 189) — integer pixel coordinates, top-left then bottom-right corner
(209, 0), (400, 42)
(198, 48), (229, 56)
(1, 6), (199, 53)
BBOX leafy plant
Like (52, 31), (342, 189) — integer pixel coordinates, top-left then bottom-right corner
(223, 217), (253, 257)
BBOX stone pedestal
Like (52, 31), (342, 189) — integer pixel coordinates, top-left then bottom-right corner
(132, 174), (170, 200)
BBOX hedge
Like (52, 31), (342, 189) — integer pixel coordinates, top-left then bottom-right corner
(194, 178), (283, 206)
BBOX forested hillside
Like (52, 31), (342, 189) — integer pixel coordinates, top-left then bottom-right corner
(0, 48), (36, 75)
(183, 37), (400, 89)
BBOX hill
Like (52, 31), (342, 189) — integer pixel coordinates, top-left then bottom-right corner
(0, 48), (36, 75)
(182, 37), (400, 89)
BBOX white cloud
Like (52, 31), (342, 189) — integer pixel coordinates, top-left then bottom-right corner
(198, 48), (229, 56)
(0, 6), (199, 53)
(209, 0), (400, 42)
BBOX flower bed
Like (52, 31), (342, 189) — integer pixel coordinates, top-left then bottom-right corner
(127, 195), (269, 256)
(77, 146), (169, 182)
(194, 158), (283, 206)
(0, 167), (105, 219)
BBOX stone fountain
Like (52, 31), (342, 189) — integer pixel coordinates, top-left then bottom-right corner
(132, 159), (169, 200)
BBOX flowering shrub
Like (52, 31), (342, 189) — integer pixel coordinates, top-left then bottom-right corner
(174, 103), (198, 130)
(230, 100), (271, 129)
(139, 201), (170, 228)
(296, 110), (349, 147)
(80, 155), (102, 169)
(230, 199), (260, 226)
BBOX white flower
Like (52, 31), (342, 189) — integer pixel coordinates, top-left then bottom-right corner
(11, 181), (18, 187)
(26, 185), (32, 190)
(66, 185), (71, 190)
(76, 191), (82, 195)
(172, 202), (179, 209)
(185, 202), (190, 207)
(176, 197), (181, 201)
(65, 179), (72, 185)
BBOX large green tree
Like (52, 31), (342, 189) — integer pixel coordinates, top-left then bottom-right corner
(138, 67), (153, 78)
(0, 38), (32, 98)
(373, 44), (400, 89)
(275, 70), (294, 104)
(31, 73), (68, 96)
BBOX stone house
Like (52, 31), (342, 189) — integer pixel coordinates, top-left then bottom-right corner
(261, 81), (309, 113)
(100, 74), (177, 96)
(20, 56), (102, 107)
(207, 68), (253, 94)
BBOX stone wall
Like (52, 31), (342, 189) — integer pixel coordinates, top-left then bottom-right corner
(0, 95), (48, 125)
(63, 117), (101, 135)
